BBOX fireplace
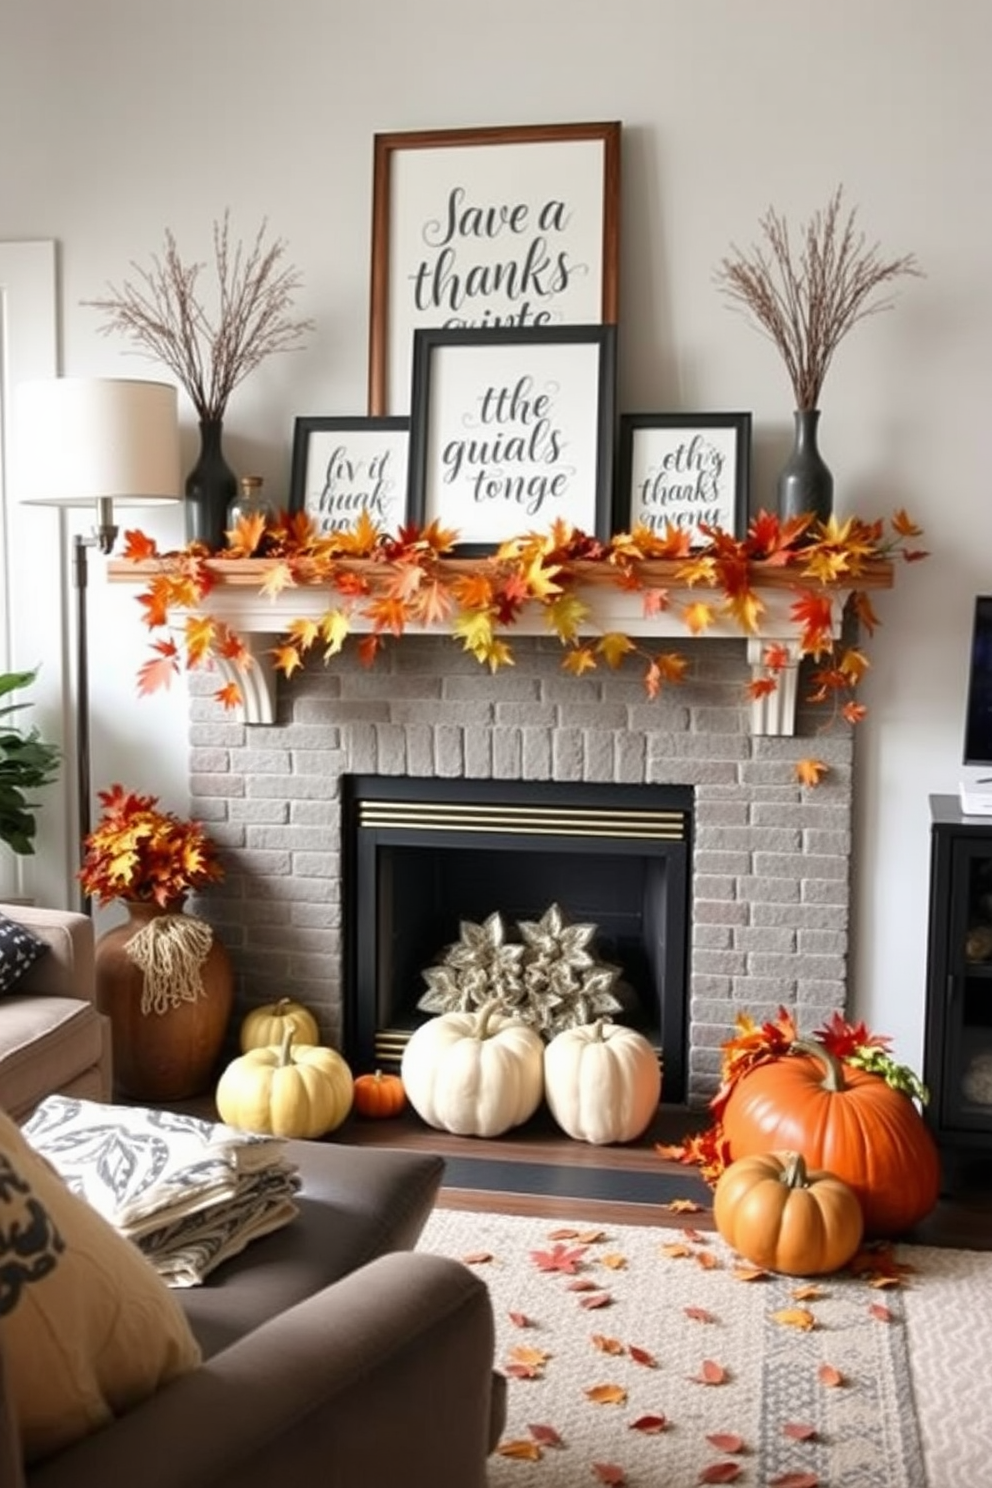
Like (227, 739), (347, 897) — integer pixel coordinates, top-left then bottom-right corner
(189, 632), (855, 1107)
(342, 775), (692, 1100)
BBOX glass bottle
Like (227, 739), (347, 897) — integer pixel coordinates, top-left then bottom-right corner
(226, 474), (274, 537)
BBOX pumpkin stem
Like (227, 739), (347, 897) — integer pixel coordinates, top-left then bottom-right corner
(780, 1151), (811, 1190)
(476, 1001), (501, 1039)
(791, 1037), (847, 1093)
(278, 1027), (296, 1066)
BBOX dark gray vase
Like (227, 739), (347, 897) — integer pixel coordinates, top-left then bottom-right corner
(185, 419), (237, 550)
(777, 409), (833, 525)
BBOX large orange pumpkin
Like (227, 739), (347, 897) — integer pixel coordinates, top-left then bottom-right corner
(720, 1041), (941, 1237)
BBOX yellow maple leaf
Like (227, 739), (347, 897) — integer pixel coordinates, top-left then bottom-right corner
(271, 643), (304, 678)
(771, 1307), (817, 1331)
(724, 588), (765, 634)
(453, 609), (494, 660)
(285, 617), (320, 652)
(259, 560), (296, 598)
(546, 591), (590, 642)
(597, 632), (636, 668)
(525, 554), (564, 600)
(484, 638), (515, 673)
(319, 609), (351, 658)
(599, 1253), (627, 1271)
(682, 600), (715, 635)
(184, 615), (216, 666)
(563, 646), (598, 677)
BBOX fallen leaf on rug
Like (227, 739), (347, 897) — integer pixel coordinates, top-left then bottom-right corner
(771, 1306), (817, 1330)
(585, 1383), (627, 1405)
(705, 1433), (744, 1452)
(526, 1423), (563, 1448)
(531, 1241), (587, 1273)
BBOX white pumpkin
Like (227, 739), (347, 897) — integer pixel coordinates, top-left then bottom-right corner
(401, 1001), (545, 1138)
(543, 1020), (662, 1144)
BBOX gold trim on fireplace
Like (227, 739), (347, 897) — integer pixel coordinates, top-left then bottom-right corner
(358, 801), (687, 841)
(374, 1025), (664, 1071)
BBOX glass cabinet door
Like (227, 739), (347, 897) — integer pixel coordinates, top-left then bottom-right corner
(942, 837), (992, 1133)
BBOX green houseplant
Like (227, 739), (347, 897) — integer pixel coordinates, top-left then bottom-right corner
(0, 668), (61, 856)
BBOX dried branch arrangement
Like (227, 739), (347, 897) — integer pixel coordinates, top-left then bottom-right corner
(85, 213), (314, 422)
(714, 188), (922, 410)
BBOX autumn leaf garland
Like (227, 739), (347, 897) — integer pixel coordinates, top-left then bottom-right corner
(119, 507), (927, 783)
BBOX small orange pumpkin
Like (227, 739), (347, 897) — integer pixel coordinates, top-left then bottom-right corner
(353, 1069), (406, 1119)
(714, 1150), (864, 1276)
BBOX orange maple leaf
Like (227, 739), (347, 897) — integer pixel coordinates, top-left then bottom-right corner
(585, 1383), (627, 1406)
(213, 681), (243, 711)
(136, 642), (179, 696)
(795, 758), (829, 787)
(121, 528), (159, 561)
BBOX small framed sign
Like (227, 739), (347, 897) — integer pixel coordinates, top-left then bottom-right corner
(615, 412), (751, 543)
(289, 416), (410, 535)
(407, 324), (617, 555)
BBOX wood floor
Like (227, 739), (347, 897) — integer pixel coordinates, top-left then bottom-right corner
(327, 1101), (992, 1250)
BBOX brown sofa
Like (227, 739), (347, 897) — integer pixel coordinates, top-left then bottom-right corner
(0, 905), (505, 1487)
(0, 901), (112, 1120)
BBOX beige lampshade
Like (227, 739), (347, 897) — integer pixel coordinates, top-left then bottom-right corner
(14, 377), (181, 507)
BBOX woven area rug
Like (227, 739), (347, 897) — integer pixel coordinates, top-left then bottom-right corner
(418, 1206), (987, 1488)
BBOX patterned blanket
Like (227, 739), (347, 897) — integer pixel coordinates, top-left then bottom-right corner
(23, 1096), (301, 1286)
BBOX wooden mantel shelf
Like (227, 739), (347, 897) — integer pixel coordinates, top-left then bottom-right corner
(108, 557), (893, 736)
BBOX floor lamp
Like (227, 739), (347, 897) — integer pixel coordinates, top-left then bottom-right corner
(14, 378), (182, 911)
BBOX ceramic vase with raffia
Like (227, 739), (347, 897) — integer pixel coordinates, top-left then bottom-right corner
(185, 418), (237, 551)
(94, 898), (234, 1102)
(777, 408), (833, 525)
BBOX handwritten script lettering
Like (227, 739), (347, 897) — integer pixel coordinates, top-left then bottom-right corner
(441, 374), (571, 519)
(314, 444), (402, 533)
(636, 434), (728, 534)
(409, 185), (587, 325)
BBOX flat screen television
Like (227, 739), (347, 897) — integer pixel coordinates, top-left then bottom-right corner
(963, 596), (992, 767)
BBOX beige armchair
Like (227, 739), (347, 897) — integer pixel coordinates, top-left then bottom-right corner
(0, 901), (112, 1121)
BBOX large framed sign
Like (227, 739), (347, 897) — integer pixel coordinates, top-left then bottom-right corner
(289, 416), (410, 534)
(368, 121), (621, 415)
(615, 412), (752, 544)
(407, 324), (617, 555)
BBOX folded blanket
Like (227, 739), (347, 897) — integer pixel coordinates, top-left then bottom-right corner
(23, 1095), (300, 1285)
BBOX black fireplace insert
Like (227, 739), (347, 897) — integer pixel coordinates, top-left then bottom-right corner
(342, 775), (693, 1103)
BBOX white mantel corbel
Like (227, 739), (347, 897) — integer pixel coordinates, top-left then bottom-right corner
(109, 558), (890, 733)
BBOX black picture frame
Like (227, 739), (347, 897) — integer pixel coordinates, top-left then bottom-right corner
(615, 412), (752, 544)
(289, 415), (410, 535)
(407, 323), (617, 556)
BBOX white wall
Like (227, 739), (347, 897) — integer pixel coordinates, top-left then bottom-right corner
(1, 0), (989, 1071)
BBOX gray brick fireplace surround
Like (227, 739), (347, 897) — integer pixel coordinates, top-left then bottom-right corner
(187, 634), (854, 1106)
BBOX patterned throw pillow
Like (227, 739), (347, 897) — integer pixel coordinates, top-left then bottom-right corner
(0, 1107), (201, 1465)
(0, 911), (47, 995)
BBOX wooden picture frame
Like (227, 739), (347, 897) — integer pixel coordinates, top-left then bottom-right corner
(407, 323), (617, 556)
(368, 120), (621, 415)
(615, 412), (752, 545)
(289, 416), (410, 535)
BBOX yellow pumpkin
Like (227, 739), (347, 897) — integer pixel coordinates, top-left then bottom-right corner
(239, 997), (320, 1053)
(543, 1019), (662, 1144)
(401, 1001), (545, 1138)
(713, 1149), (864, 1276)
(216, 1029), (353, 1138)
